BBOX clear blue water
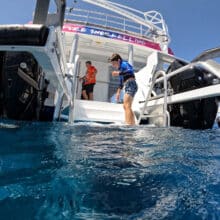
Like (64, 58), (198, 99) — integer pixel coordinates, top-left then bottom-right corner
(0, 121), (220, 220)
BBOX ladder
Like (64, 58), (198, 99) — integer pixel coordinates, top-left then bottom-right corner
(137, 70), (170, 127)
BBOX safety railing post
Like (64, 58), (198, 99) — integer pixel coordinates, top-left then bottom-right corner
(128, 44), (134, 66)
(69, 34), (79, 64)
(68, 55), (80, 123)
(162, 71), (168, 127)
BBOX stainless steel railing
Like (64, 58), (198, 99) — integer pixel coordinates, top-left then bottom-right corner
(137, 70), (170, 127)
(65, 8), (149, 38)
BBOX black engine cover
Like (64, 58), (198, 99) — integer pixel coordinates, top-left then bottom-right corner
(167, 60), (218, 129)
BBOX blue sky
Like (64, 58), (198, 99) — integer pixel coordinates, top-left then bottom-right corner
(0, 0), (219, 61)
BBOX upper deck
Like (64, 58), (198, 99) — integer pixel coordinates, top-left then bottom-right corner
(63, 0), (171, 54)
(65, 8), (154, 41)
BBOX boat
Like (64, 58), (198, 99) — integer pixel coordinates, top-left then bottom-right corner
(0, 0), (220, 129)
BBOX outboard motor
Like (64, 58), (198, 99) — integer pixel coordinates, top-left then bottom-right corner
(167, 60), (218, 129)
(0, 0), (67, 122)
(0, 52), (50, 121)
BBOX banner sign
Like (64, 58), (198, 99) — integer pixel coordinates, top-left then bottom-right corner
(63, 23), (162, 51)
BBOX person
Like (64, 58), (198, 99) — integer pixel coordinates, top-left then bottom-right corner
(81, 61), (97, 100)
(109, 53), (138, 125)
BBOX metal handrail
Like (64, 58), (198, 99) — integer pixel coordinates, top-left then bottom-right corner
(68, 54), (80, 123)
(65, 8), (149, 38)
(56, 27), (68, 76)
(137, 70), (170, 127)
(155, 60), (220, 85)
(143, 59), (220, 110)
(192, 47), (220, 62)
(160, 70), (169, 126)
(153, 48), (220, 85)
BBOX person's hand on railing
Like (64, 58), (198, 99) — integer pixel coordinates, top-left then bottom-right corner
(79, 76), (85, 82)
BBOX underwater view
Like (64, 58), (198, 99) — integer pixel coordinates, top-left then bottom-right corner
(0, 121), (220, 220)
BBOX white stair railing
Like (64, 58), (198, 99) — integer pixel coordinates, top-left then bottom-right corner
(68, 54), (80, 123)
(137, 70), (170, 127)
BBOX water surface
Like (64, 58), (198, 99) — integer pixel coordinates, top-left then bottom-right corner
(0, 121), (219, 219)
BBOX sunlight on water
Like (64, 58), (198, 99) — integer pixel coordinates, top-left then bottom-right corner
(0, 121), (219, 219)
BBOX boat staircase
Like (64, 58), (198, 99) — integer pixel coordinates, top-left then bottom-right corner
(136, 47), (220, 127)
(137, 70), (170, 126)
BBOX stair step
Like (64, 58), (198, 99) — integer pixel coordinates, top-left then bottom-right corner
(73, 99), (125, 123)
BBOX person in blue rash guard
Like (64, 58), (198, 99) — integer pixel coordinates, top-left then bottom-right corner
(109, 53), (138, 125)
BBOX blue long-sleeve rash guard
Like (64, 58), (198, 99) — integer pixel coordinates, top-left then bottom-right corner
(118, 61), (134, 89)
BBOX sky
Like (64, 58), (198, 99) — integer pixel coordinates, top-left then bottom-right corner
(0, 0), (219, 61)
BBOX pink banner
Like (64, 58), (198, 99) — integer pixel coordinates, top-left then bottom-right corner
(63, 23), (173, 55)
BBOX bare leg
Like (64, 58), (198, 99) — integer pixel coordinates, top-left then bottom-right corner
(123, 93), (135, 125)
(82, 90), (88, 100)
(88, 92), (94, 100)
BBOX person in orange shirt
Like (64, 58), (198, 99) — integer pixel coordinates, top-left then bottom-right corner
(81, 61), (97, 100)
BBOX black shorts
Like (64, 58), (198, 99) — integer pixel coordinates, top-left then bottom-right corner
(82, 83), (95, 94)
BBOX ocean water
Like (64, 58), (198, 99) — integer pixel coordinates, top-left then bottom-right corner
(0, 121), (220, 220)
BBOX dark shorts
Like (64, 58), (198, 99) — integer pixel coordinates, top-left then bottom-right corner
(124, 79), (137, 97)
(82, 83), (95, 94)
